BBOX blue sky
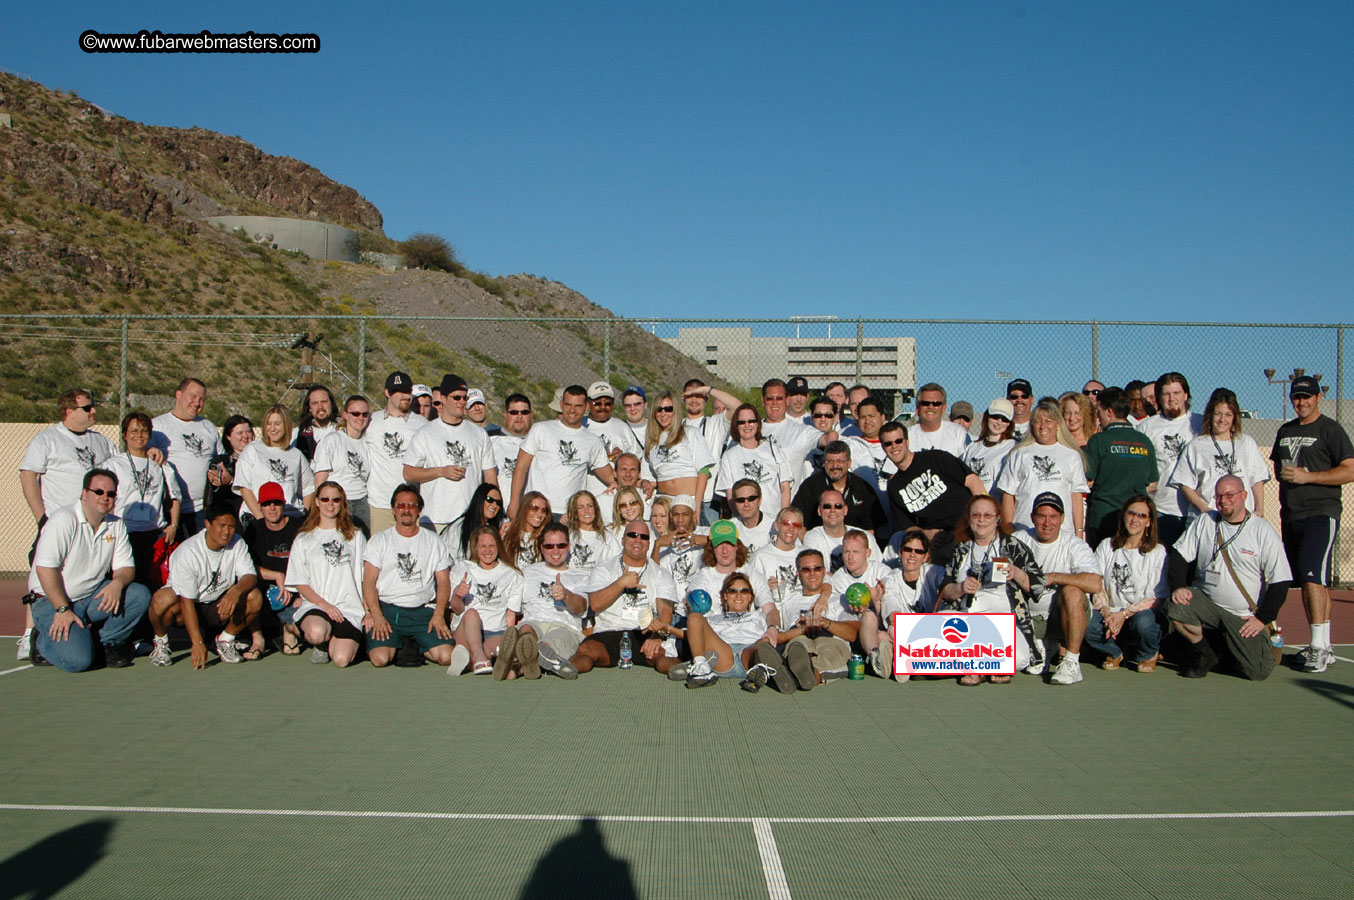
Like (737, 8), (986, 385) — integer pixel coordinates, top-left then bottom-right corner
(5, 1), (1352, 334)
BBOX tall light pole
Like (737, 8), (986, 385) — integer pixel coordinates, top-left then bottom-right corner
(1264, 367), (1322, 420)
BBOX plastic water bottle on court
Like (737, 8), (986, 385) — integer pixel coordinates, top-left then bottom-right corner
(619, 632), (633, 669)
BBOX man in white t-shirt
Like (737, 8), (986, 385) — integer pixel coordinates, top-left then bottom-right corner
(361, 484), (454, 668)
(148, 504), (262, 669)
(842, 398), (896, 510)
(758, 547), (855, 692)
(1006, 378), (1034, 441)
(758, 379), (830, 493)
(513, 521), (591, 679)
(510, 384), (616, 516)
(21, 388), (115, 545)
(466, 388), (500, 437)
(1166, 475), (1292, 681)
(727, 478), (775, 552)
(365, 371), (426, 534)
(403, 373), (498, 532)
(1135, 372), (1202, 548)
(803, 489), (879, 571)
(620, 387), (649, 446)
(907, 382), (972, 457)
(1015, 492), (1103, 686)
(313, 394), (373, 530)
(26, 468), (150, 672)
(488, 393), (533, 509)
(584, 381), (652, 501)
(573, 520), (678, 675)
(150, 377), (222, 536)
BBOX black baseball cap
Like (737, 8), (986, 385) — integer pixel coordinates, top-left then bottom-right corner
(786, 376), (809, 396)
(438, 373), (468, 395)
(1290, 375), (1321, 398)
(1032, 491), (1063, 514)
(385, 371), (412, 394)
(1007, 378), (1032, 397)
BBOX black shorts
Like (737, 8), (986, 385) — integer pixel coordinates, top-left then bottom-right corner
(580, 629), (656, 668)
(1282, 516), (1338, 587)
(297, 610), (365, 643)
(194, 599), (244, 634)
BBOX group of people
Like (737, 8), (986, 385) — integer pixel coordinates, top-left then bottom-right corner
(18, 366), (1351, 689)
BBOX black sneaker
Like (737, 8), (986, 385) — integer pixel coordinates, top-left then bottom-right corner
(30, 629), (50, 667)
(395, 636), (426, 667)
(1179, 639), (1217, 678)
(757, 643), (797, 695)
(104, 642), (133, 668)
(785, 642), (814, 691)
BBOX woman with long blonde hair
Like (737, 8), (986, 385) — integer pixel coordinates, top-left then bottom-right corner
(996, 399), (1089, 536)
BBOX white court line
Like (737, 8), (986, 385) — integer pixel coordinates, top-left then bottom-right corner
(0, 665), (33, 677)
(753, 818), (792, 900)
(3, 803), (1354, 826)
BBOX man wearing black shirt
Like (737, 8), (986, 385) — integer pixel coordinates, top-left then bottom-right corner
(881, 422), (984, 563)
(244, 481), (303, 655)
(791, 440), (887, 544)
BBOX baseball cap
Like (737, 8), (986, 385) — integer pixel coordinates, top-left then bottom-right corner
(438, 373), (467, 396)
(1006, 378), (1033, 397)
(1290, 375), (1321, 398)
(258, 481), (286, 505)
(668, 494), (697, 511)
(1032, 491), (1064, 514)
(384, 371), (412, 394)
(466, 388), (486, 408)
(786, 376), (809, 396)
(624, 385), (646, 401)
(949, 401), (974, 422)
(709, 519), (739, 548)
(986, 399), (1014, 421)
(547, 387), (565, 414)
(588, 381), (615, 400)
(411, 383), (432, 400)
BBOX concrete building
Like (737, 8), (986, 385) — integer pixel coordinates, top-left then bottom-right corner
(664, 326), (917, 416)
(208, 216), (358, 262)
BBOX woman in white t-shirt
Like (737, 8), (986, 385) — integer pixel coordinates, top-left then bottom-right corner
(500, 491), (551, 569)
(644, 391), (715, 502)
(1059, 391), (1097, 450)
(564, 490), (609, 571)
(604, 487), (648, 557)
(449, 526), (524, 676)
(860, 528), (944, 679)
(714, 403), (793, 517)
(997, 399), (1089, 537)
(960, 399), (1017, 495)
(1085, 495), (1166, 671)
(287, 481), (368, 667)
(681, 572), (775, 686)
(446, 482), (506, 564)
(108, 411), (182, 589)
(234, 404), (315, 521)
(1169, 388), (1269, 521)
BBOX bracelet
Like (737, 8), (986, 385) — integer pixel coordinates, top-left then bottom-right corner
(192, 640), (204, 646)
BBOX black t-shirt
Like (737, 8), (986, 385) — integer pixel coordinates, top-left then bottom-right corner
(887, 450), (974, 531)
(1271, 414), (1354, 520)
(245, 516), (303, 575)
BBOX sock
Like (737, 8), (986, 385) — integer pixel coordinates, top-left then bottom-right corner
(1065, 651), (1080, 662)
(220, 631), (236, 644)
(1311, 622), (1331, 649)
(153, 634), (169, 645)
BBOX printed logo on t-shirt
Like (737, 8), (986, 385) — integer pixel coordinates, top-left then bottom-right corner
(898, 469), (947, 513)
(182, 433), (209, 458)
(558, 440), (581, 467)
(654, 445), (676, 464)
(1211, 451), (1237, 476)
(597, 433), (614, 455)
(968, 457), (988, 480)
(474, 581), (499, 604)
(1031, 455), (1058, 480)
(1161, 434), (1186, 462)
(268, 458), (289, 481)
(205, 568), (223, 594)
(396, 552), (417, 581)
(321, 539), (349, 567)
(570, 543), (595, 567)
(130, 464), (153, 496)
(742, 460), (768, 484)
(669, 552), (695, 586)
(382, 433), (406, 459)
(1277, 435), (1318, 463)
(345, 451), (366, 478)
(1111, 562), (1133, 598)
(444, 441), (471, 467)
(500, 456), (516, 478)
(75, 446), (96, 471)
(776, 563), (800, 594)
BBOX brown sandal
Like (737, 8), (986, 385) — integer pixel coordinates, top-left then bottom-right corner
(1136, 653), (1160, 672)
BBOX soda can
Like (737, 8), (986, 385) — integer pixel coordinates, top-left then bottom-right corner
(848, 654), (866, 680)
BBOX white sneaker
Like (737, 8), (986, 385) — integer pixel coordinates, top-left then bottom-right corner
(447, 644), (470, 676)
(1050, 655), (1083, 685)
(215, 635), (242, 664)
(16, 631), (31, 661)
(150, 638), (173, 667)
(1024, 636), (1058, 675)
(1302, 645), (1331, 674)
(868, 646), (886, 677)
(685, 654), (718, 688)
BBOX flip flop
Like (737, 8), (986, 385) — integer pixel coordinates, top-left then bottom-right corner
(241, 646), (265, 661)
(281, 635), (303, 656)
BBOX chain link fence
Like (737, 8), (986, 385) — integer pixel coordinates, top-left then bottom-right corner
(1, 314), (1349, 580)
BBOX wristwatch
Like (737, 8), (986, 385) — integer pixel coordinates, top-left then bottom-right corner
(52, 604), (72, 615)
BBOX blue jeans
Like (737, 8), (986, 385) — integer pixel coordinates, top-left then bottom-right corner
(31, 581), (152, 673)
(1084, 608), (1161, 665)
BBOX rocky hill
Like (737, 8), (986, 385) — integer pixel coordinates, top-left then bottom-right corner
(0, 71), (721, 422)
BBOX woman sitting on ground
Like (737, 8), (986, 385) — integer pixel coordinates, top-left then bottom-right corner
(564, 489), (608, 570)
(448, 526), (524, 676)
(680, 572), (775, 688)
(286, 481), (368, 667)
(1084, 495), (1166, 672)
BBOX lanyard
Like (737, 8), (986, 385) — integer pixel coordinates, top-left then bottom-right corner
(1207, 514), (1249, 570)
(1209, 435), (1237, 475)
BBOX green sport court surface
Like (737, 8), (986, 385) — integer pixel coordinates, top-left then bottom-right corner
(3, 645), (1354, 900)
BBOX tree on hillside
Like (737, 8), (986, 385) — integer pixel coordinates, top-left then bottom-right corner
(399, 232), (463, 273)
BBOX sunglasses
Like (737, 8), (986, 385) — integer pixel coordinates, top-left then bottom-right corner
(812, 412), (834, 419)
(446, 394), (467, 402)
(432, 401), (443, 408)
(734, 495), (759, 504)
(541, 542), (569, 550)
(485, 497), (503, 506)
(77, 403), (97, 412)
(318, 496), (344, 503)
(820, 503), (845, 510)
(1124, 509), (1150, 519)
(902, 546), (927, 554)
(655, 405), (674, 413)
(736, 419), (758, 425)
(1085, 389), (1102, 397)
(529, 505), (550, 514)
(1007, 392), (1030, 400)
(507, 409), (531, 416)
(261, 499), (285, 507)
(798, 564), (825, 573)
(725, 587), (753, 595)
(86, 487), (116, 497)
(625, 531), (651, 540)
(393, 502), (420, 511)
(346, 410), (370, 418)
(917, 400), (944, 408)
(881, 438), (906, 448)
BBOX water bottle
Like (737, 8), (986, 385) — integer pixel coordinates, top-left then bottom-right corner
(1269, 625), (1284, 649)
(618, 631), (633, 669)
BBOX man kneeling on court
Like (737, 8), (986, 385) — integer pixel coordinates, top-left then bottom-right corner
(27, 468), (151, 671)
(1166, 475), (1292, 680)
(571, 520), (678, 675)
(361, 484), (454, 667)
(148, 504), (262, 668)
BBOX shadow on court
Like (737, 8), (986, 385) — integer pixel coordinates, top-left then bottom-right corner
(519, 817), (637, 900)
(0, 818), (113, 900)
(1295, 677), (1354, 712)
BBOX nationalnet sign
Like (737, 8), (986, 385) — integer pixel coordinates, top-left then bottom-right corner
(891, 613), (1016, 676)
